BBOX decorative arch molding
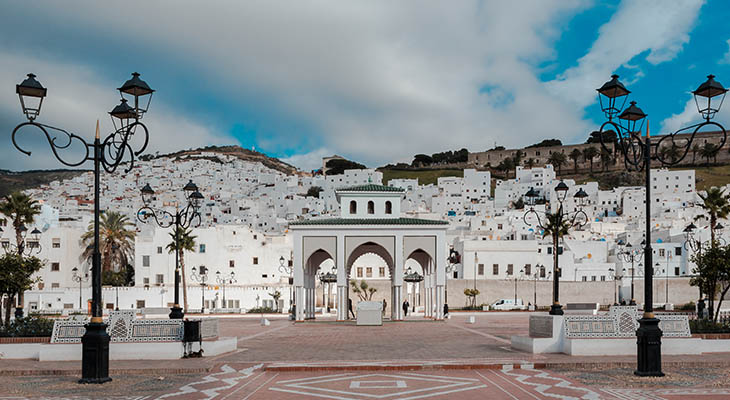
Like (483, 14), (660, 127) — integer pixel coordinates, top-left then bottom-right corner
(346, 242), (395, 275)
(305, 249), (334, 275)
(403, 236), (437, 263)
(302, 236), (337, 267)
(406, 249), (432, 274)
(345, 236), (394, 269)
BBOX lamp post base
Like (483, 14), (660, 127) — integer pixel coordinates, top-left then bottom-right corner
(14, 306), (24, 319)
(79, 321), (112, 384)
(169, 305), (184, 319)
(634, 316), (664, 377)
(548, 303), (563, 315)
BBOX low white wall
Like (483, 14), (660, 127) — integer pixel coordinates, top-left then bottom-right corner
(1, 337), (236, 361)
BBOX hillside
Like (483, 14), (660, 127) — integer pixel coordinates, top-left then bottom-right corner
(379, 168), (464, 186)
(158, 145), (298, 175)
(0, 169), (88, 197)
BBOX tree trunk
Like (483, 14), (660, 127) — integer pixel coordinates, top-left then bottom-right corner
(589, 159), (593, 173)
(4, 295), (14, 326)
(180, 249), (189, 312)
(714, 283), (729, 322)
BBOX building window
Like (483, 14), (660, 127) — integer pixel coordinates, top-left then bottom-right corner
(497, 224), (503, 230)
(659, 249), (665, 257)
(229, 260), (235, 268)
(52, 238), (61, 248)
(600, 276), (606, 281)
(357, 267), (363, 278)
(478, 264), (484, 276)
(157, 246), (163, 254)
(350, 200), (357, 214)
(143, 277), (150, 285)
(547, 247), (552, 255)
(675, 267), (680, 275)
(142, 255), (150, 267)
(199, 244), (206, 253)
(591, 276), (596, 281)
(524, 264), (531, 276)
(385, 201), (392, 214)
(366, 267), (372, 277)
(253, 257), (259, 265)
(492, 264), (499, 275)
(379, 267), (385, 277)
(136, 300), (146, 309)
(367, 201), (375, 214)
(51, 262), (60, 271)
(582, 276), (587, 282)
(51, 283), (60, 289)
(507, 264), (513, 275)
(156, 274), (164, 284)
(675, 247), (682, 256)
(540, 266), (546, 278)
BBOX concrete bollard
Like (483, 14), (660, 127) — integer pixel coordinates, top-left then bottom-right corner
(467, 316), (476, 324)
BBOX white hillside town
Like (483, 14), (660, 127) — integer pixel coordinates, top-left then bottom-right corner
(0, 150), (726, 316)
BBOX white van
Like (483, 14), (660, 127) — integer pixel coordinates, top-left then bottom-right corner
(490, 298), (527, 311)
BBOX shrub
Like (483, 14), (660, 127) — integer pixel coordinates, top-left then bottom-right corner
(676, 301), (696, 311)
(0, 316), (55, 337)
(689, 319), (730, 334)
(246, 307), (276, 314)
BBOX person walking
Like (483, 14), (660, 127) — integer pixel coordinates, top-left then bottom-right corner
(348, 298), (355, 319)
(402, 300), (409, 317)
(382, 299), (387, 317)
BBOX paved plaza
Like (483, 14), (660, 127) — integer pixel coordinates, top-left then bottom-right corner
(1, 313), (729, 399)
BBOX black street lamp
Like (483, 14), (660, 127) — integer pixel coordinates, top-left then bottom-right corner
(190, 266), (209, 313)
(523, 182), (588, 315)
(593, 74), (727, 376)
(618, 241), (644, 305)
(318, 269), (337, 312)
(71, 267), (90, 312)
(137, 180), (203, 319)
(279, 255), (294, 315)
(445, 247), (460, 305)
(216, 270), (237, 309)
(11, 72), (154, 384)
(404, 266), (424, 313)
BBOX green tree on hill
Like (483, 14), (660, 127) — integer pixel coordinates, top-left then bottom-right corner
(326, 159), (367, 175)
(582, 147), (599, 173)
(548, 152), (567, 176)
(569, 149), (582, 173)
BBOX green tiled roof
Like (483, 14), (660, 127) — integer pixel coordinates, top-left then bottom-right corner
(290, 217), (448, 226)
(336, 184), (404, 193)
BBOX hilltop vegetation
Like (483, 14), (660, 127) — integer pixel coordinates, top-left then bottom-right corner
(0, 169), (88, 197)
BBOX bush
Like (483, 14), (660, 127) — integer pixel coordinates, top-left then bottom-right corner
(689, 319), (730, 334)
(676, 301), (696, 311)
(246, 307), (276, 314)
(0, 316), (55, 337)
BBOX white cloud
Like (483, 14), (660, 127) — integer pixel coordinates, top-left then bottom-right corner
(280, 148), (334, 172)
(546, 0), (704, 110)
(720, 39), (730, 64)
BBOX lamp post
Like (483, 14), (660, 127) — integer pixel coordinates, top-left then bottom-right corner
(137, 181), (203, 319)
(608, 267), (619, 305)
(523, 184), (588, 315)
(279, 256), (294, 316)
(512, 269), (524, 305)
(11, 72), (154, 384)
(593, 74), (727, 376)
(618, 241), (644, 305)
(71, 267), (90, 312)
(1, 225), (42, 319)
(445, 247), (459, 305)
(404, 266), (424, 313)
(190, 266), (208, 313)
(216, 271), (236, 309)
(318, 269), (337, 312)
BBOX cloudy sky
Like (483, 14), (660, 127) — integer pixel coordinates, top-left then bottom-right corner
(1, 0), (729, 172)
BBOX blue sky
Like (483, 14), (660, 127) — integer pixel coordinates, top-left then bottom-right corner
(1, 0), (729, 171)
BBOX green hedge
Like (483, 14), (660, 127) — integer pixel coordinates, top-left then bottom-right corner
(0, 316), (55, 337)
(689, 319), (730, 334)
(246, 307), (277, 314)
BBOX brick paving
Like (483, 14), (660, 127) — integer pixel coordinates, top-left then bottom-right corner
(0, 312), (729, 398)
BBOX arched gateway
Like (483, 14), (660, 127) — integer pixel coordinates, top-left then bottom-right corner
(289, 184), (449, 321)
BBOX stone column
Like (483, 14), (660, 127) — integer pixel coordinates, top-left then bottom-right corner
(435, 285), (445, 320)
(394, 234), (404, 320)
(336, 234), (347, 321)
(295, 286), (305, 321)
(393, 285), (402, 320)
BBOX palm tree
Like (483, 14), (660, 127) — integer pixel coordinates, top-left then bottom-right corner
(525, 158), (536, 169)
(600, 148), (612, 172)
(513, 150), (525, 166)
(582, 147), (599, 173)
(697, 187), (730, 244)
(167, 226), (197, 312)
(569, 149), (582, 174)
(0, 192), (40, 321)
(0, 192), (41, 255)
(692, 143), (701, 164)
(82, 211), (136, 275)
(701, 142), (719, 165)
(548, 152), (567, 176)
(660, 145), (681, 164)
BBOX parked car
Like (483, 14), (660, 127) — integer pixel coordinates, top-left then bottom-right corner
(490, 298), (527, 311)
